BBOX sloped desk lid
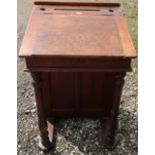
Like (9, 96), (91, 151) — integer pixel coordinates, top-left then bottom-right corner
(19, 1), (136, 58)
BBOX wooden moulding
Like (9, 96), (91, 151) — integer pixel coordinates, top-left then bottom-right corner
(34, 1), (121, 7)
(25, 57), (132, 72)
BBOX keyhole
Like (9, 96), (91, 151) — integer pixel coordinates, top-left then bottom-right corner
(109, 9), (114, 12)
(40, 8), (46, 11)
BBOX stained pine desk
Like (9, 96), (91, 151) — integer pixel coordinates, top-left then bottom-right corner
(19, 1), (136, 150)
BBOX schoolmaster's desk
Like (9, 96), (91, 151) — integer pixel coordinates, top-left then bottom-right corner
(19, 0), (136, 150)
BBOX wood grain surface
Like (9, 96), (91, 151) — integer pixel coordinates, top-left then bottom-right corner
(19, 1), (136, 58)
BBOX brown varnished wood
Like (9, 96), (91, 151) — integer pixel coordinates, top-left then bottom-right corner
(49, 72), (80, 115)
(34, 1), (120, 7)
(41, 72), (115, 117)
(80, 72), (114, 117)
(102, 73), (126, 149)
(19, 1), (136, 58)
(26, 57), (131, 69)
(19, 1), (136, 150)
(31, 72), (52, 149)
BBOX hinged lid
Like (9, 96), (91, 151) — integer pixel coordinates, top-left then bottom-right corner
(19, 1), (136, 58)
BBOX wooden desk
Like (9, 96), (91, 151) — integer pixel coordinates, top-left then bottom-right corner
(19, 1), (136, 150)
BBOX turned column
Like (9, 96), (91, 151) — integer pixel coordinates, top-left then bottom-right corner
(31, 72), (52, 150)
(102, 72), (126, 149)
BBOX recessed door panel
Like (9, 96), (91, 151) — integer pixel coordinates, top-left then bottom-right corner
(49, 72), (80, 113)
(81, 72), (114, 116)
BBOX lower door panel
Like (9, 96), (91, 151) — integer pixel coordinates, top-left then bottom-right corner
(80, 72), (115, 116)
(42, 72), (115, 117)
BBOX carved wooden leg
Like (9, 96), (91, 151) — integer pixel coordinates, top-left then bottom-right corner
(31, 72), (53, 150)
(102, 73), (125, 150)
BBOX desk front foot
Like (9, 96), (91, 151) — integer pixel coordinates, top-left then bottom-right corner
(37, 115), (55, 151)
(38, 135), (52, 151)
(102, 118), (117, 150)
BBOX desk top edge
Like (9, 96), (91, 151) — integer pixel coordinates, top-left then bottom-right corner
(19, 53), (137, 59)
(34, 1), (121, 7)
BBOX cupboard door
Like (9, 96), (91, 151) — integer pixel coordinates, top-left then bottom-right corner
(47, 72), (80, 116)
(81, 72), (115, 116)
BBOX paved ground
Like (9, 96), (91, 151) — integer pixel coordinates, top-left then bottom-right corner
(17, 0), (138, 154)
